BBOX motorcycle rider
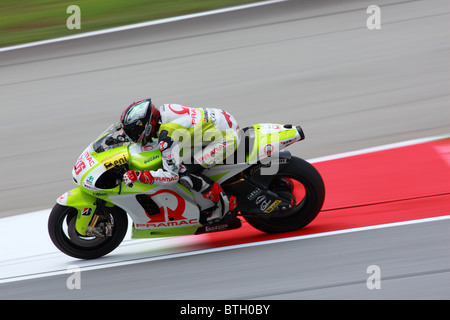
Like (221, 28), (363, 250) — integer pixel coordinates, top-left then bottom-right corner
(120, 98), (239, 224)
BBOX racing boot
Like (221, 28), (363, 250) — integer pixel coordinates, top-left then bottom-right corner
(201, 182), (237, 224)
(179, 173), (237, 224)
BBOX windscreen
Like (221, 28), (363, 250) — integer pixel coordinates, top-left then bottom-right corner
(93, 123), (130, 153)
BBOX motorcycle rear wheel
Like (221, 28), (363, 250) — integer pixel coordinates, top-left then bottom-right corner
(243, 156), (325, 233)
(48, 203), (128, 259)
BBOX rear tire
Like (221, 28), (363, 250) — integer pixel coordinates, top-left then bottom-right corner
(48, 203), (128, 259)
(243, 157), (325, 233)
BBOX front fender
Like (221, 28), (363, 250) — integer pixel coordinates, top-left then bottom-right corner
(56, 188), (99, 235)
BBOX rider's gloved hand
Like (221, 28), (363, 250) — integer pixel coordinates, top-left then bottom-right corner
(123, 170), (154, 186)
(123, 170), (138, 186)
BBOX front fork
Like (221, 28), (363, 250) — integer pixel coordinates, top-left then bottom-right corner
(85, 200), (113, 237)
(57, 188), (113, 237)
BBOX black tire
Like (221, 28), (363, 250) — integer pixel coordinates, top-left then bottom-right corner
(243, 157), (325, 233)
(48, 203), (128, 259)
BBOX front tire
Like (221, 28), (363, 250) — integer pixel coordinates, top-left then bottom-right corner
(243, 157), (325, 233)
(48, 203), (128, 259)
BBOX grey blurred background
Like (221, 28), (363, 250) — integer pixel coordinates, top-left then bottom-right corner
(1, 0), (449, 218)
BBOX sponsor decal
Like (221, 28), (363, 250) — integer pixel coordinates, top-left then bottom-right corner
(255, 195), (272, 211)
(101, 151), (123, 163)
(159, 141), (168, 151)
(153, 175), (179, 183)
(139, 189), (195, 228)
(264, 200), (281, 213)
(194, 219), (242, 235)
(221, 110), (233, 128)
(259, 123), (283, 134)
(255, 195), (281, 213)
(93, 192), (108, 197)
(190, 108), (200, 125)
(168, 104), (190, 115)
(140, 144), (154, 152)
(263, 144), (274, 157)
(83, 150), (96, 167)
(168, 104), (200, 125)
(103, 154), (128, 170)
(197, 141), (227, 163)
(74, 150), (97, 175)
(57, 191), (70, 205)
(85, 175), (94, 186)
(281, 138), (296, 146)
(135, 219), (198, 228)
(83, 181), (98, 191)
(134, 189), (209, 229)
(247, 188), (262, 200)
(205, 223), (229, 232)
(144, 155), (160, 164)
(81, 207), (92, 216)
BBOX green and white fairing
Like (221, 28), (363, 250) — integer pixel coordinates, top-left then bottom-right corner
(56, 122), (303, 239)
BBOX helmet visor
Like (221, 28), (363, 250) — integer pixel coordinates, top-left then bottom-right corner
(124, 100), (150, 125)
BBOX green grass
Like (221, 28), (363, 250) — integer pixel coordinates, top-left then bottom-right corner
(0, 0), (261, 48)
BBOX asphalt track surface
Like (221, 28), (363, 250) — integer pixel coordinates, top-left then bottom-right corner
(0, 0), (449, 300)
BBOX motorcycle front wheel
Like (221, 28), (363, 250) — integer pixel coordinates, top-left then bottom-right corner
(48, 203), (128, 259)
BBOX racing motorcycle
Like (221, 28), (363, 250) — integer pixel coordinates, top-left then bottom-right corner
(48, 122), (325, 259)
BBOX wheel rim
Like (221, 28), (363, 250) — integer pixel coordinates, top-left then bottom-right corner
(57, 210), (111, 249)
(267, 176), (309, 217)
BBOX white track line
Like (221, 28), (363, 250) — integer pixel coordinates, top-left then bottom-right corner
(308, 134), (450, 163)
(0, 0), (287, 53)
(1, 215), (449, 284)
